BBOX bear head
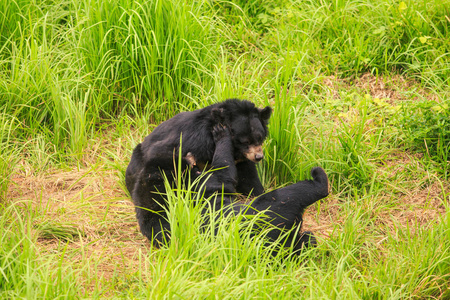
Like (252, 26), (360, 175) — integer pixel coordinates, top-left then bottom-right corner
(212, 99), (272, 163)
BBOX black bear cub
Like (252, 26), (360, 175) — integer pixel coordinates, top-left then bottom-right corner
(126, 99), (329, 251)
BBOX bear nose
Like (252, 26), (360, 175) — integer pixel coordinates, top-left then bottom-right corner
(255, 153), (264, 162)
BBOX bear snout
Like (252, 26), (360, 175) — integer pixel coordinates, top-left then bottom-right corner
(255, 153), (264, 162)
(245, 145), (264, 163)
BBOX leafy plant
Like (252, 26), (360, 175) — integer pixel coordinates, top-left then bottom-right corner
(402, 100), (450, 176)
(212, 0), (288, 32)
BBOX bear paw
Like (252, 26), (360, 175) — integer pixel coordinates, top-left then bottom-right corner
(212, 123), (231, 143)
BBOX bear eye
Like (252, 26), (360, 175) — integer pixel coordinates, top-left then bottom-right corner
(254, 133), (263, 144)
(239, 137), (250, 145)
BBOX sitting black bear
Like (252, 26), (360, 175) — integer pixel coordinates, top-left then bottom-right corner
(126, 99), (271, 198)
(125, 99), (329, 250)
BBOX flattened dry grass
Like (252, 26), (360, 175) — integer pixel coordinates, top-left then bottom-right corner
(8, 163), (147, 293)
(321, 73), (444, 103)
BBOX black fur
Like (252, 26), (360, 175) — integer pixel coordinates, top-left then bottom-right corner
(126, 99), (270, 197)
(126, 99), (329, 250)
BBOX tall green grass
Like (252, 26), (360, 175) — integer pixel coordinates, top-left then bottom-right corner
(257, 0), (450, 87)
(0, 0), (98, 157)
(1, 0), (449, 170)
(78, 0), (218, 117)
(0, 113), (21, 200)
(0, 0), (219, 160)
(401, 99), (450, 177)
(0, 203), (79, 298)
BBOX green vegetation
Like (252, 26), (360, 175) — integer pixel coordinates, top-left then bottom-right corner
(402, 101), (450, 176)
(1, 0), (449, 298)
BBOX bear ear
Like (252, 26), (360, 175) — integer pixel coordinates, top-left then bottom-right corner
(259, 106), (272, 124)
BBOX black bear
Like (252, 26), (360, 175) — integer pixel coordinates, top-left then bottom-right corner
(126, 99), (329, 250)
(126, 99), (271, 198)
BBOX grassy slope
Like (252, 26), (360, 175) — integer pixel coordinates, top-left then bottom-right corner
(1, 0), (450, 298)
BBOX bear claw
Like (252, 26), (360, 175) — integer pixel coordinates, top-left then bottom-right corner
(212, 123), (231, 142)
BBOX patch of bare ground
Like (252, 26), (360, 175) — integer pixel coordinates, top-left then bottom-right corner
(380, 151), (448, 233)
(322, 73), (440, 103)
(8, 165), (150, 292)
(301, 196), (341, 240)
(380, 181), (447, 231)
(303, 151), (449, 240)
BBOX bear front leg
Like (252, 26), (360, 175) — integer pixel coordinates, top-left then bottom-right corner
(235, 160), (264, 196)
(200, 124), (238, 198)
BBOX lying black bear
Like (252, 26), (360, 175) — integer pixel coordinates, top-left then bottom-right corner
(126, 99), (329, 250)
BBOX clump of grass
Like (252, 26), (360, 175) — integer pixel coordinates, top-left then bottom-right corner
(0, 113), (21, 201)
(77, 0), (219, 120)
(401, 100), (450, 176)
(263, 0), (450, 87)
(0, 0), (222, 164)
(261, 92), (303, 186)
(36, 220), (84, 241)
(0, 0), (98, 159)
(0, 203), (80, 298)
